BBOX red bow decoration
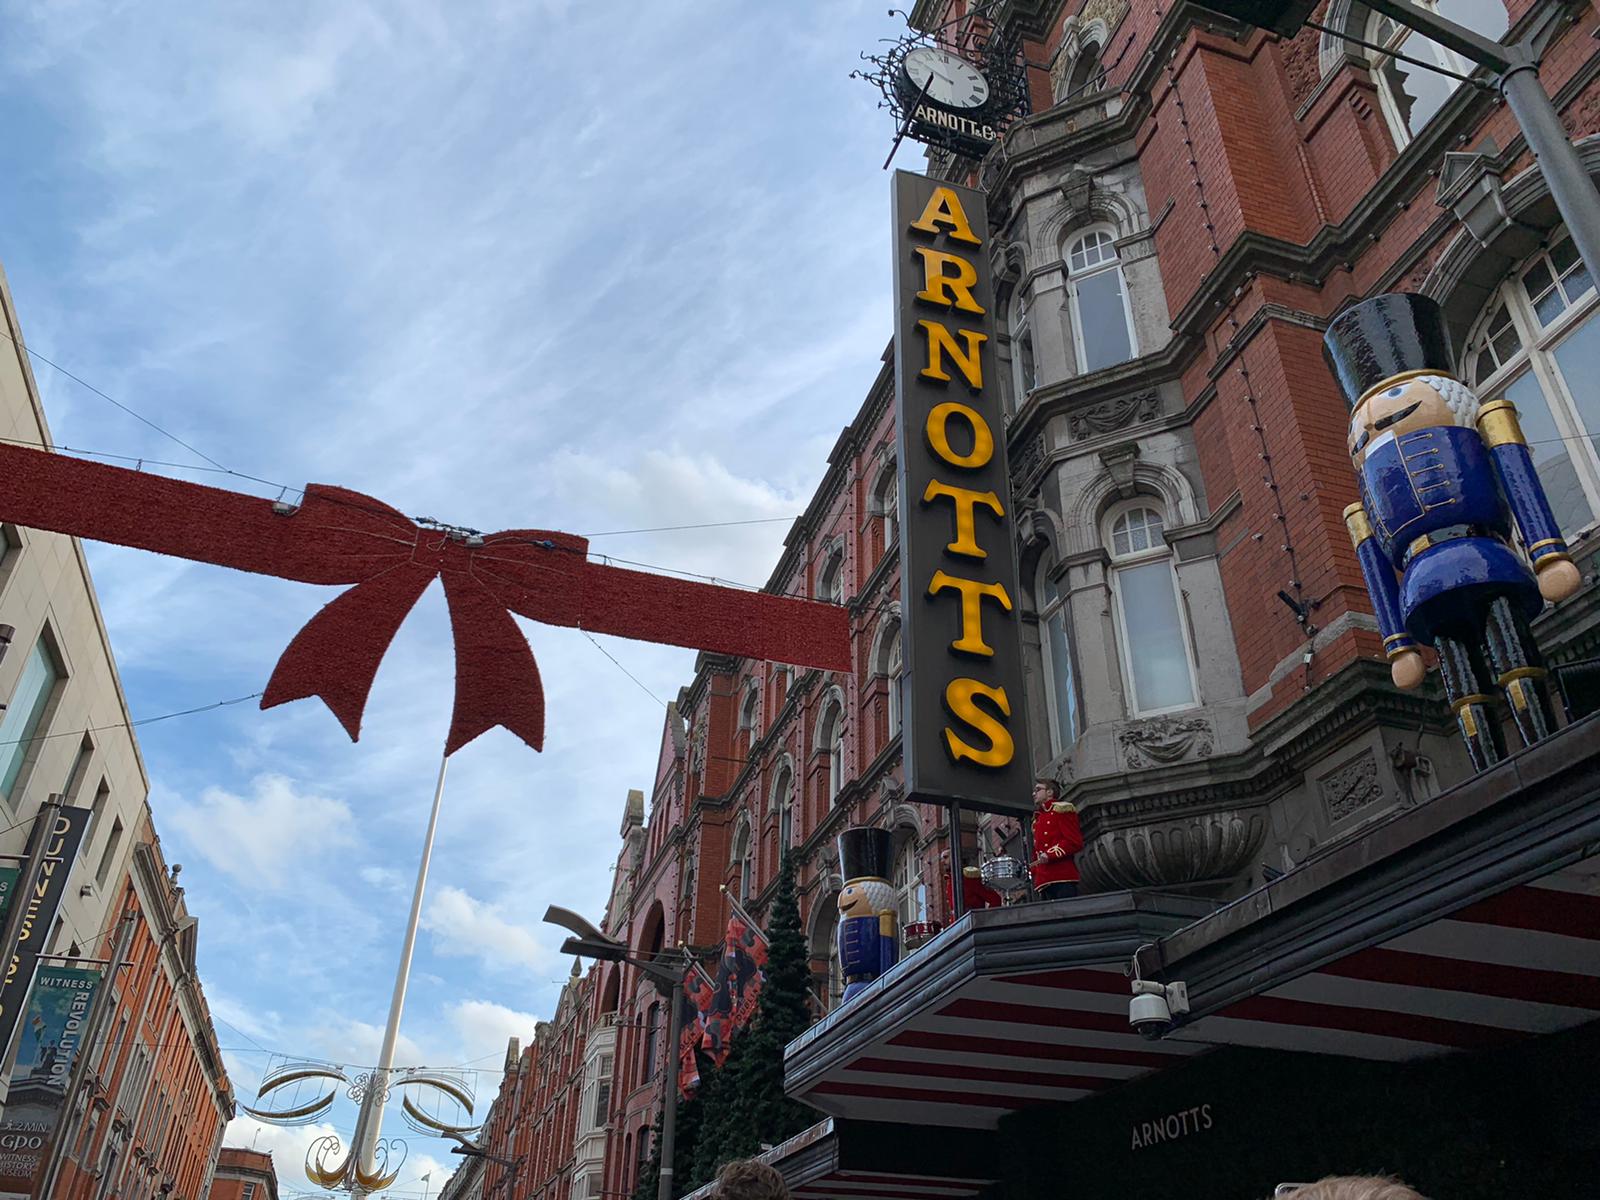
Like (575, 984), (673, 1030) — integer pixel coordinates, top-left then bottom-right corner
(0, 442), (851, 754)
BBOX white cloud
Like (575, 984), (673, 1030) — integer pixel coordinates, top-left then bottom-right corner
(167, 774), (357, 887)
(421, 886), (550, 974)
(448, 998), (542, 1074)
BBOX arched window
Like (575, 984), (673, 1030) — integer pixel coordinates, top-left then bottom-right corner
(1010, 290), (1036, 405)
(872, 463), (899, 560)
(642, 1001), (661, 1081)
(774, 764), (796, 853)
(634, 1124), (652, 1190)
(1363, 1), (1506, 148)
(818, 697), (845, 803)
(1065, 40), (1104, 98)
(730, 815), (754, 902)
(1464, 229), (1600, 537)
(738, 683), (759, 739)
(1036, 552), (1081, 753)
(1066, 227), (1136, 374)
(886, 627), (903, 737)
(1106, 502), (1197, 715)
(891, 829), (925, 935)
(818, 548), (845, 605)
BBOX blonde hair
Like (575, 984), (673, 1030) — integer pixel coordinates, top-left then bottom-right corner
(1277, 1176), (1427, 1200)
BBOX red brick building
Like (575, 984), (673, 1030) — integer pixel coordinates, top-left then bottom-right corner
(480, 2), (1600, 1197)
(206, 1147), (278, 1200)
(51, 819), (234, 1200)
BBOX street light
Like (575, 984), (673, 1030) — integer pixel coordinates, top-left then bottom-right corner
(446, 1133), (520, 1197)
(1196, 0), (1600, 281)
(542, 905), (688, 1200)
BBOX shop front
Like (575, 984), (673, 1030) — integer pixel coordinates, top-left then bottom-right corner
(767, 716), (1600, 1199)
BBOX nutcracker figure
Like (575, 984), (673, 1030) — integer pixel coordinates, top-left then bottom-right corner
(837, 827), (898, 1003)
(1324, 293), (1582, 771)
(1029, 777), (1083, 900)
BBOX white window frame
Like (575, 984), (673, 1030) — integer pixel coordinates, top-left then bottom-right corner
(886, 627), (903, 738)
(1036, 553), (1081, 754)
(876, 466), (899, 558)
(1464, 228), (1600, 537)
(891, 831), (925, 936)
(1104, 500), (1199, 717)
(818, 548), (846, 605)
(774, 764), (795, 853)
(1009, 289), (1036, 406)
(730, 816), (753, 902)
(1065, 226), (1138, 375)
(737, 683), (759, 738)
(817, 698), (845, 803)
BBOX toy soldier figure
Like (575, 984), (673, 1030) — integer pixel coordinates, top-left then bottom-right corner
(1029, 777), (1083, 900)
(837, 827), (898, 1003)
(1324, 293), (1582, 771)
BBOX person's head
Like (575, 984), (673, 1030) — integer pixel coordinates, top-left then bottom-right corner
(1032, 777), (1060, 808)
(1275, 1177), (1427, 1200)
(712, 1158), (791, 1200)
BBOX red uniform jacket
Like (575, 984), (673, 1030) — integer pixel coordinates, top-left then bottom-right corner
(945, 866), (1003, 914)
(1031, 802), (1083, 887)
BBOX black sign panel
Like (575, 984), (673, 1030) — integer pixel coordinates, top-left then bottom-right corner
(0, 806), (89, 1064)
(891, 171), (1032, 817)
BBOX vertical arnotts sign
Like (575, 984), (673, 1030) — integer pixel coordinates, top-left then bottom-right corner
(891, 172), (1032, 817)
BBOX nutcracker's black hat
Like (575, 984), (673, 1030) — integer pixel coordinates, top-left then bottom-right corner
(838, 827), (892, 882)
(1323, 292), (1455, 407)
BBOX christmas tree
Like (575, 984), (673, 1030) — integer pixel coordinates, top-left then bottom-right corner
(729, 850), (816, 1147)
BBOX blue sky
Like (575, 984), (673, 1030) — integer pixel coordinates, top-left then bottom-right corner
(0, 2), (913, 1189)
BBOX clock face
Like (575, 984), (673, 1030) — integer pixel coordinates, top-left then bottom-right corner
(902, 47), (990, 111)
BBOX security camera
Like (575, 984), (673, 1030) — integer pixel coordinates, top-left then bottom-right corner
(1129, 978), (1189, 1040)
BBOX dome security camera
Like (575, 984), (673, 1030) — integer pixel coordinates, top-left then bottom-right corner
(1129, 979), (1189, 1041)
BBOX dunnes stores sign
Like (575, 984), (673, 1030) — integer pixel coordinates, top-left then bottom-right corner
(891, 172), (1032, 817)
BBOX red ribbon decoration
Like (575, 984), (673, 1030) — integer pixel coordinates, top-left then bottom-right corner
(0, 442), (851, 754)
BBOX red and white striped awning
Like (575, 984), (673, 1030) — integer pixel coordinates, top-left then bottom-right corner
(797, 963), (1215, 1128)
(792, 857), (1600, 1129)
(1177, 857), (1600, 1059)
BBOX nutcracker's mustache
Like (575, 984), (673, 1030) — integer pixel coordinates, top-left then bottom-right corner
(1373, 400), (1422, 431)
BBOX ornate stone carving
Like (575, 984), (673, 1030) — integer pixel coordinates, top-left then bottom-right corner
(1080, 0), (1130, 32)
(1069, 391), (1159, 441)
(1319, 750), (1387, 822)
(1078, 809), (1266, 891)
(1010, 434), (1048, 498)
(1118, 715), (1214, 770)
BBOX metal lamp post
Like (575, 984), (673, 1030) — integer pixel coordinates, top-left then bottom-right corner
(543, 907), (687, 1200)
(1198, 0), (1600, 278)
(447, 1135), (520, 1198)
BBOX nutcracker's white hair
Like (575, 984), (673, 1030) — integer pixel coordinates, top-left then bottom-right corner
(843, 877), (895, 914)
(1416, 374), (1480, 426)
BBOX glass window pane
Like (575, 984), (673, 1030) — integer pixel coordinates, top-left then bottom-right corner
(1548, 311), (1600, 523)
(1534, 283), (1568, 328)
(1377, 46), (1459, 141)
(1499, 371), (1593, 537)
(1551, 236), (1579, 276)
(1112, 527), (1131, 556)
(1045, 608), (1080, 748)
(1076, 270), (1133, 373)
(1118, 562), (1194, 711)
(0, 639), (58, 800)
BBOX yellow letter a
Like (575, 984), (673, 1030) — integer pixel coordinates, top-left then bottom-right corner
(909, 187), (981, 245)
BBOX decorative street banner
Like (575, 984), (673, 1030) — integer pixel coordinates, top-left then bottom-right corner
(0, 965), (100, 1199)
(0, 868), (21, 930)
(891, 172), (1033, 815)
(0, 807), (90, 1070)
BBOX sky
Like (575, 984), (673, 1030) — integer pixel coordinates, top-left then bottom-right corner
(0, 1), (916, 1191)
